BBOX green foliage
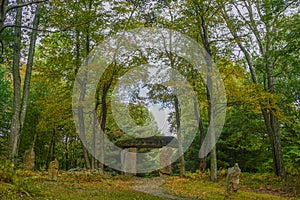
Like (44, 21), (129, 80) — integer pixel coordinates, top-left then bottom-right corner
(0, 162), (41, 198)
(0, 160), (15, 183)
(283, 145), (300, 175)
(0, 64), (12, 155)
(4, 0), (298, 183)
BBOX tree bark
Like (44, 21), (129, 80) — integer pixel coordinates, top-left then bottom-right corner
(9, 0), (22, 163)
(175, 97), (185, 177)
(74, 29), (91, 170)
(0, 0), (8, 34)
(192, 0), (218, 181)
(207, 65), (217, 182)
(193, 96), (206, 171)
(20, 4), (41, 129)
(97, 81), (113, 172)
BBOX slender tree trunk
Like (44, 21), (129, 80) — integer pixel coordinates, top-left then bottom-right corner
(175, 97), (185, 177)
(46, 128), (56, 169)
(84, 3), (99, 170)
(9, 1), (41, 164)
(205, 37), (218, 182)
(20, 4), (41, 129)
(9, 0), (22, 163)
(207, 71), (217, 182)
(0, 0), (7, 35)
(193, 3), (218, 181)
(263, 60), (286, 178)
(74, 29), (91, 170)
(82, 142), (91, 169)
(65, 135), (69, 170)
(17, 4), (41, 157)
(193, 96), (206, 171)
(97, 82), (112, 173)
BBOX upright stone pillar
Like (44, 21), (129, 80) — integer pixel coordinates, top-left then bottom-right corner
(24, 146), (35, 170)
(159, 146), (173, 176)
(48, 158), (59, 181)
(226, 163), (241, 193)
(122, 148), (136, 176)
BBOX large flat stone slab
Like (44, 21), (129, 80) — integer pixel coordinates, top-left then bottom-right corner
(115, 136), (179, 148)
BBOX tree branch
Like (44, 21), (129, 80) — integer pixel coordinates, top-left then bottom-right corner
(3, 13), (104, 33)
(0, 39), (3, 59)
(5, 0), (48, 13)
(2, 24), (57, 33)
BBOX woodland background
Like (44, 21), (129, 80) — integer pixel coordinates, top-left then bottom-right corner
(0, 0), (299, 187)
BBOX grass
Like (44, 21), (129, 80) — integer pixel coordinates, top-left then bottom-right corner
(164, 171), (300, 200)
(1, 170), (299, 199)
(0, 171), (167, 200)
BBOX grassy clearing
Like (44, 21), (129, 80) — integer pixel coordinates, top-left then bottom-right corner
(164, 171), (300, 200)
(1, 170), (299, 199)
(0, 171), (167, 200)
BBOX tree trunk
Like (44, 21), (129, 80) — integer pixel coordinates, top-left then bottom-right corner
(17, 4), (41, 160)
(65, 135), (69, 170)
(82, 142), (91, 169)
(46, 128), (56, 169)
(0, 0), (8, 34)
(193, 3), (218, 181)
(20, 4), (40, 129)
(9, 0), (22, 163)
(265, 55), (286, 178)
(207, 72), (217, 182)
(193, 96), (206, 171)
(262, 109), (286, 178)
(205, 38), (218, 182)
(97, 82), (112, 172)
(74, 29), (91, 170)
(175, 97), (185, 177)
(194, 97), (206, 171)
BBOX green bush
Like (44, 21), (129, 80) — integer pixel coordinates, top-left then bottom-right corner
(0, 160), (15, 183)
(0, 161), (41, 197)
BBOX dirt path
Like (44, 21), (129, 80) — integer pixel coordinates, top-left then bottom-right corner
(132, 177), (194, 200)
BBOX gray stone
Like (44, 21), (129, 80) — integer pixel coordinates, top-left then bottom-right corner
(24, 146), (35, 170)
(48, 158), (59, 181)
(159, 147), (173, 176)
(226, 163), (241, 193)
(122, 148), (137, 176)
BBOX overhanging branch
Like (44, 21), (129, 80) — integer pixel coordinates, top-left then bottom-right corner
(5, 0), (48, 13)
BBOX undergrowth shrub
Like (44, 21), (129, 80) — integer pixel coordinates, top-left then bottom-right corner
(0, 160), (15, 183)
(0, 160), (41, 197)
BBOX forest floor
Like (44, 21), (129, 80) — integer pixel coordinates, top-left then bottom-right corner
(0, 170), (299, 200)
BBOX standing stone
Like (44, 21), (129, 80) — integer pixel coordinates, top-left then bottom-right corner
(159, 146), (173, 176)
(24, 146), (35, 170)
(122, 148), (136, 176)
(226, 163), (241, 193)
(48, 158), (59, 181)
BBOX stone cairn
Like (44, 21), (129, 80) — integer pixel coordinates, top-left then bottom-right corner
(226, 163), (241, 194)
(24, 146), (35, 170)
(48, 158), (59, 181)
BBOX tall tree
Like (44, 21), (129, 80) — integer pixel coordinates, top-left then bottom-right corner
(218, 0), (299, 178)
(0, 0), (46, 59)
(181, 0), (224, 182)
(9, 0), (23, 163)
(9, 3), (42, 163)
